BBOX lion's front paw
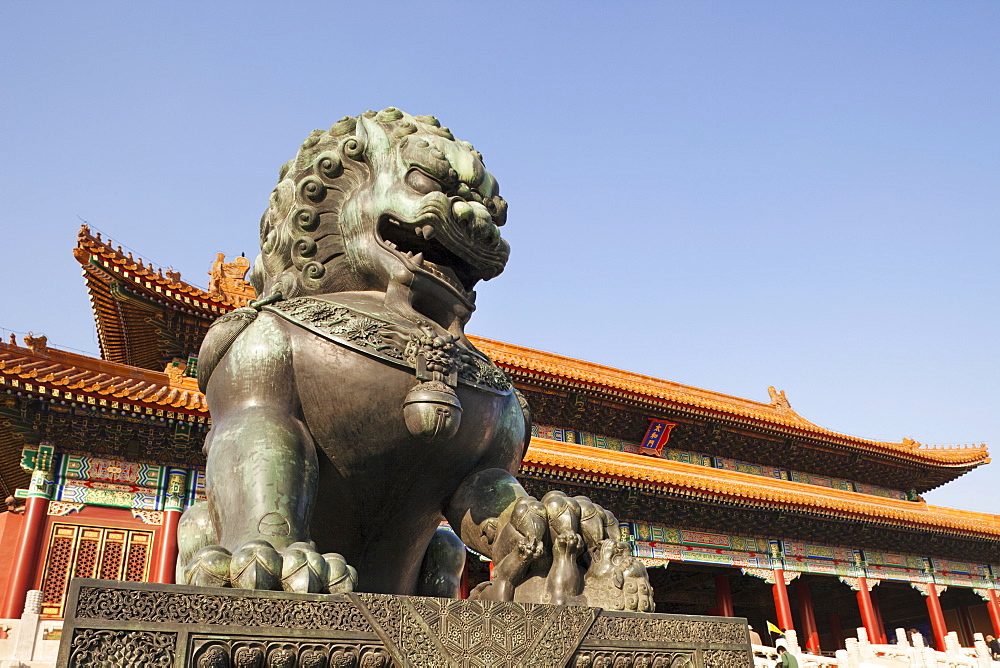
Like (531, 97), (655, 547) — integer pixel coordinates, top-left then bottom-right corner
(516, 537), (545, 561)
(183, 540), (358, 594)
(552, 531), (585, 560)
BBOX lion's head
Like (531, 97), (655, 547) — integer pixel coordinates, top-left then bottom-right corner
(250, 108), (510, 326)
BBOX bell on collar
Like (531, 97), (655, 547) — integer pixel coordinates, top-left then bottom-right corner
(403, 380), (463, 442)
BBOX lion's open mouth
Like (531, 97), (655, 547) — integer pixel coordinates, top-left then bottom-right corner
(377, 216), (482, 293)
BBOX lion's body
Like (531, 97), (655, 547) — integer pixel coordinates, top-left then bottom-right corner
(177, 109), (652, 612)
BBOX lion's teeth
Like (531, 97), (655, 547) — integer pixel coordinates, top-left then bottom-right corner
(386, 241), (397, 250)
(411, 252), (424, 266)
(421, 226), (435, 240)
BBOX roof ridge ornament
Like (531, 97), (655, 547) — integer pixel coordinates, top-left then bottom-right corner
(767, 386), (791, 412)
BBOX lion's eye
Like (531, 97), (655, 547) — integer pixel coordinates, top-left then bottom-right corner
(405, 169), (444, 195)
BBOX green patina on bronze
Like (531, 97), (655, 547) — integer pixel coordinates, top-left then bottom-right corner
(176, 108), (653, 611)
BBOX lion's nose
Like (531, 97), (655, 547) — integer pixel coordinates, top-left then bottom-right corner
(452, 200), (500, 246)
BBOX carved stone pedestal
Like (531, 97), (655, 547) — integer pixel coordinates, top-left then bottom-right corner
(58, 579), (751, 667)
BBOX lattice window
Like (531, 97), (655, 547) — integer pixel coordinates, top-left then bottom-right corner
(38, 523), (155, 618)
(40, 526), (77, 614)
(98, 531), (126, 580)
(124, 533), (151, 582)
(72, 528), (102, 579)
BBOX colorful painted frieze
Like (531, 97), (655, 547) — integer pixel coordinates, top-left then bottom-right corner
(663, 449), (714, 467)
(853, 482), (907, 501)
(187, 469), (207, 504)
(633, 542), (771, 568)
(931, 557), (972, 574)
(781, 540), (861, 577)
(60, 453), (164, 488)
(55, 480), (161, 511)
(628, 521), (765, 553)
(788, 471), (853, 491)
(867, 564), (930, 583)
(864, 550), (927, 571)
(717, 457), (788, 480)
(782, 539), (853, 562)
(532, 424), (579, 444)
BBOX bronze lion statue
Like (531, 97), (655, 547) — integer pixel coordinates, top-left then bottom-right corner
(176, 108), (653, 612)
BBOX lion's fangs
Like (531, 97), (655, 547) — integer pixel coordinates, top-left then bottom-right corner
(382, 216), (469, 293)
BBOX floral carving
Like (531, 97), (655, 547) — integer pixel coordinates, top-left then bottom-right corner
(587, 616), (746, 645)
(67, 584), (751, 668)
(266, 297), (512, 393)
(701, 649), (752, 668)
(68, 628), (175, 666)
(75, 586), (371, 631)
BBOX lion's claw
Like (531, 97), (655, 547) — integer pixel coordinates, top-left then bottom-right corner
(183, 540), (357, 594)
(323, 553), (358, 594)
(553, 531), (584, 558)
(516, 538), (545, 560)
(185, 545), (232, 588)
(230, 540), (282, 590)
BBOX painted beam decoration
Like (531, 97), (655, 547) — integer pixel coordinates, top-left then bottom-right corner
(626, 521), (772, 569)
(621, 519), (1000, 591)
(19, 446), (204, 512)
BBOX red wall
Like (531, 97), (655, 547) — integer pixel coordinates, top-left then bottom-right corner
(0, 511), (26, 617)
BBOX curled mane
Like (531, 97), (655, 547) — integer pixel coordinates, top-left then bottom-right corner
(249, 109), (462, 300)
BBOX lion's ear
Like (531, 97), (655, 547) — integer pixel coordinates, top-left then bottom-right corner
(356, 114), (392, 158)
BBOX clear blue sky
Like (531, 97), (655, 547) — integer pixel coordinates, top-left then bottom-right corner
(1, 2), (997, 513)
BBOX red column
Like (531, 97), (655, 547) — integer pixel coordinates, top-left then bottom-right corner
(828, 612), (844, 650)
(715, 574), (734, 617)
(151, 508), (181, 583)
(925, 583), (948, 650)
(987, 589), (1000, 637)
(856, 576), (880, 642)
(796, 579), (820, 654)
(151, 469), (187, 584)
(871, 588), (887, 643)
(958, 605), (976, 647)
(1, 494), (51, 618)
(772, 569), (795, 632)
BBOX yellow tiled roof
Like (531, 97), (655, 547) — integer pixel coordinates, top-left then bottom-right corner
(473, 336), (989, 468)
(0, 339), (207, 414)
(523, 438), (1000, 539)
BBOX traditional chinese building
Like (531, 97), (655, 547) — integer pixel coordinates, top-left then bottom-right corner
(0, 226), (997, 657)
